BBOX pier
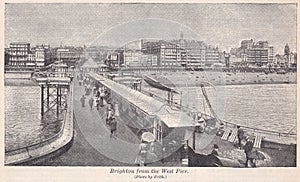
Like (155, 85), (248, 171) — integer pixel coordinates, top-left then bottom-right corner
(4, 67), (296, 166)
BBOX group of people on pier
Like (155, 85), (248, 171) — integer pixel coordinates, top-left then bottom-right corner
(78, 73), (117, 138)
(236, 126), (257, 167)
(211, 125), (260, 167)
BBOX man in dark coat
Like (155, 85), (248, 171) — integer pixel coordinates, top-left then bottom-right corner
(237, 125), (244, 149)
(88, 97), (94, 110)
(244, 137), (254, 167)
(110, 117), (117, 138)
(80, 95), (86, 107)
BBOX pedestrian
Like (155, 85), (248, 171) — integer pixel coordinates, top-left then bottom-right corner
(106, 108), (113, 125)
(110, 116), (117, 138)
(92, 86), (97, 95)
(89, 97), (94, 110)
(87, 84), (91, 95)
(211, 144), (219, 156)
(96, 90), (100, 98)
(237, 125), (244, 149)
(136, 140), (149, 166)
(95, 97), (100, 110)
(244, 137), (254, 167)
(80, 95), (86, 107)
(99, 96), (104, 107)
(197, 116), (206, 133)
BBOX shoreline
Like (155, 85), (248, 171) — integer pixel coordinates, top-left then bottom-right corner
(5, 78), (39, 86)
(172, 81), (296, 88)
(144, 71), (297, 87)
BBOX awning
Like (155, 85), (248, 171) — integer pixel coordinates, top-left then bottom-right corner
(89, 73), (195, 128)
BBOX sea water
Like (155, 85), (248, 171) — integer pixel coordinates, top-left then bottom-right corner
(5, 85), (62, 151)
(143, 83), (297, 134)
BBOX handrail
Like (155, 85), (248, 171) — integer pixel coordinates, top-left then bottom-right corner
(220, 119), (296, 137)
(5, 81), (73, 155)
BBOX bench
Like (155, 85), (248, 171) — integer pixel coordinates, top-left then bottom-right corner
(228, 129), (238, 143)
(221, 128), (231, 140)
(253, 135), (263, 148)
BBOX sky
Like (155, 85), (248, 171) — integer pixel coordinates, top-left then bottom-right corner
(5, 3), (297, 54)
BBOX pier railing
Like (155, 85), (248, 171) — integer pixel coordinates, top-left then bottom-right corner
(5, 81), (74, 165)
(220, 119), (296, 143)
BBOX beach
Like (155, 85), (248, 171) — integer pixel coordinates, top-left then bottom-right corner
(145, 71), (297, 87)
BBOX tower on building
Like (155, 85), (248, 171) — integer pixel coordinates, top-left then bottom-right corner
(284, 43), (290, 56)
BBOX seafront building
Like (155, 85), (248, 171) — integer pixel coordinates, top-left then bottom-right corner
(6, 42), (52, 68)
(5, 42), (85, 72)
(4, 48), (9, 66)
(230, 39), (274, 67)
(27, 50), (36, 67)
(35, 45), (51, 67)
(141, 40), (181, 67)
(7, 42), (30, 67)
(140, 37), (221, 68)
(122, 50), (158, 67)
(288, 52), (297, 67)
(271, 44), (297, 68)
(104, 34), (222, 69)
(54, 46), (83, 67)
(84, 46), (115, 63)
(98, 37), (297, 70)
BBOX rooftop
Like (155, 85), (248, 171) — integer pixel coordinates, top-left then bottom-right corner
(10, 42), (30, 45)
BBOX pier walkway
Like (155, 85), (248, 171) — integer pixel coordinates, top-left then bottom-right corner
(38, 75), (183, 166)
(73, 79), (141, 164)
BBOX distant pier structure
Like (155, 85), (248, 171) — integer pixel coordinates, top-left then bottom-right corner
(32, 62), (73, 119)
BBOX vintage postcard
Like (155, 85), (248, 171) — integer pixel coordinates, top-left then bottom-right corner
(1, 1), (299, 181)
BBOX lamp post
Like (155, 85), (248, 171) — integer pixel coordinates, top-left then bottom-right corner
(118, 53), (120, 76)
(191, 108), (198, 150)
(178, 78), (189, 108)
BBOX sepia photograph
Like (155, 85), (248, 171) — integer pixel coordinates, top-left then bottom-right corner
(3, 2), (297, 175)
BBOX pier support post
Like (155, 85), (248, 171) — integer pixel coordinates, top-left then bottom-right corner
(56, 86), (59, 118)
(59, 86), (62, 107)
(192, 129), (196, 150)
(41, 85), (44, 118)
(47, 86), (49, 108)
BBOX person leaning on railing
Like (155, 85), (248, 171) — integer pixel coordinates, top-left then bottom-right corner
(237, 125), (244, 149)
